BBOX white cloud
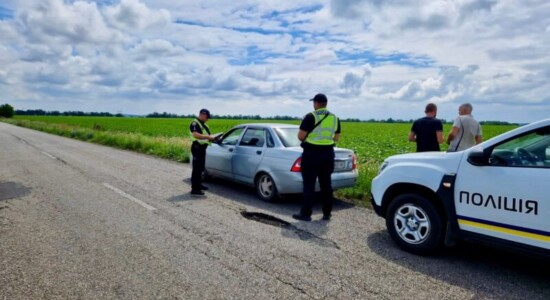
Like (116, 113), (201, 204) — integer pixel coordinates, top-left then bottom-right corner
(104, 0), (170, 30)
(392, 65), (479, 102)
(340, 69), (370, 96)
(0, 0), (549, 122)
(17, 0), (124, 45)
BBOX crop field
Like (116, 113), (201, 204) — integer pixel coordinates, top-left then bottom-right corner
(4, 116), (517, 205)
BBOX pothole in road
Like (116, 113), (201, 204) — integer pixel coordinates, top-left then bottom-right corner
(241, 211), (291, 228)
(0, 182), (31, 201)
(240, 211), (340, 249)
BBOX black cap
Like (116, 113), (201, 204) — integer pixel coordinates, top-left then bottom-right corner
(199, 108), (211, 118)
(309, 93), (328, 103)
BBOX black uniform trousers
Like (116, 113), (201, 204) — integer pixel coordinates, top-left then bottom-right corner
(191, 142), (207, 191)
(300, 146), (335, 217)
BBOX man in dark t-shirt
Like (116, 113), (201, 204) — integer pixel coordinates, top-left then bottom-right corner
(409, 103), (443, 152)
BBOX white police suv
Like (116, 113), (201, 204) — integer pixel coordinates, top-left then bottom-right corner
(371, 118), (550, 255)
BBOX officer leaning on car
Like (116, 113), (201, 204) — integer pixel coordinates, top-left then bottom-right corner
(293, 93), (341, 222)
(189, 108), (216, 196)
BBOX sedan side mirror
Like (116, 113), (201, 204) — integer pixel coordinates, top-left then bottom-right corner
(467, 148), (488, 166)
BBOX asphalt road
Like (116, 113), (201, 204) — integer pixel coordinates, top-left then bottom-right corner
(1, 122), (549, 299)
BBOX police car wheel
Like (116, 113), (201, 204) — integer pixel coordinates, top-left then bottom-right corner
(255, 173), (278, 202)
(386, 193), (444, 255)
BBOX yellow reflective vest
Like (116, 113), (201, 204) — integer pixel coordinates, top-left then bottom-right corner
(190, 118), (211, 145)
(305, 108), (338, 146)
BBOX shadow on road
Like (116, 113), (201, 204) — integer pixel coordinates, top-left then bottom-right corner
(367, 230), (550, 299)
(166, 193), (207, 202)
(180, 177), (355, 217)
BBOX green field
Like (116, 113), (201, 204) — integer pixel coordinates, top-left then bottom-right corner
(2, 116), (517, 205)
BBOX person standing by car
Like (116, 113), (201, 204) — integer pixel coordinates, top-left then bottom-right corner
(409, 103), (444, 152)
(293, 93), (341, 222)
(190, 109), (215, 195)
(447, 103), (482, 152)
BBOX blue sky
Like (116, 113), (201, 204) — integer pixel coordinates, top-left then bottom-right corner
(0, 0), (549, 122)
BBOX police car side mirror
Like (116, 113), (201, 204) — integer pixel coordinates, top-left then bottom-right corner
(467, 148), (488, 166)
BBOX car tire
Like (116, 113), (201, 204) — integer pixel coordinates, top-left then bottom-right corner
(255, 173), (278, 202)
(385, 193), (444, 255)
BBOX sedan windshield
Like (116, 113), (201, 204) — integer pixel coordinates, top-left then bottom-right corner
(275, 128), (301, 147)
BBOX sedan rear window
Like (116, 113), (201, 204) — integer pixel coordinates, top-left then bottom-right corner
(275, 128), (301, 147)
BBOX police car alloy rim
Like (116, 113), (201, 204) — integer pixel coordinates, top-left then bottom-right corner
(393, 204), (431, 245)
(258, 175), (273, 197)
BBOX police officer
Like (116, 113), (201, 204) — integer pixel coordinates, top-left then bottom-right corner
(293, 93), (341, 221)
(189, 108), (215, 195)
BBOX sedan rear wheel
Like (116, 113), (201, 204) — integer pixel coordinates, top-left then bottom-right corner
(255, 173), (278, 202)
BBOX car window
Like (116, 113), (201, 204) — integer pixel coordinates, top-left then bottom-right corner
(221, 128), (244, 146)
(275, 128), (300, 147)
(239, 128), (266, 147)
(489, 126), (550, 168)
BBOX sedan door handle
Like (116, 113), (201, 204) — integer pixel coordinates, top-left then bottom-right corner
(229, 148), (234, 152)
(256, 150), (262, 155)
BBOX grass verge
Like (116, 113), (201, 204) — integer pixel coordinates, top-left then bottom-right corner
(2, 119), (191, 163)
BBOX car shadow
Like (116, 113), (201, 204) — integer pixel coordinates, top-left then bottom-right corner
(167, 193), (207, 203)
(366, 230), (550, 299)
(181, 176), (355, 216)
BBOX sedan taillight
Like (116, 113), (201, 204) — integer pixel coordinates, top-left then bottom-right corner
(352, 154), (357, 170)
(290, 157), (302, 172)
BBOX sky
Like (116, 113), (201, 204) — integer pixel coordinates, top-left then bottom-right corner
(0, 0), (549, 123)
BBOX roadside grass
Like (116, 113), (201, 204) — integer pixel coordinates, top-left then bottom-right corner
(2, 119), (191, 163)
(335, 161), (379, 207)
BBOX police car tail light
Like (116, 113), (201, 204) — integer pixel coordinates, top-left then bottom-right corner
(352, 154), (357, 170)
(290, 157), (302, 172)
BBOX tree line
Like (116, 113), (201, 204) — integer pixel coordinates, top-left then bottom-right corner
(14, 109), (123, 117)
(2, 106), (518, 125)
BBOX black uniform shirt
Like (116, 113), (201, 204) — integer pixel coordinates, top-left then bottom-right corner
(190, 119), (211, 135)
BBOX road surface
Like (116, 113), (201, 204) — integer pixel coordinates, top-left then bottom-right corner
(1, 122), (549, 299)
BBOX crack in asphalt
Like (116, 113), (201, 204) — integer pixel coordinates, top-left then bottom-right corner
(164, 225), (315, 298)
(160, 209), (320, 298)
(11, 134), (69, 165)
(250, 261), (314, 299)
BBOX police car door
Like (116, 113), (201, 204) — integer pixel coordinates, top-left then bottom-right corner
(232, 128), (266, 184)
(454, 126), (550, 250)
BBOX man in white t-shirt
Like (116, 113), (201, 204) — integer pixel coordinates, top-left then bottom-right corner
(446, 103), (482, 152)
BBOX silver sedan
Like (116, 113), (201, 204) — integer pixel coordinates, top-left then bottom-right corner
(204, 123), (358, 201)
